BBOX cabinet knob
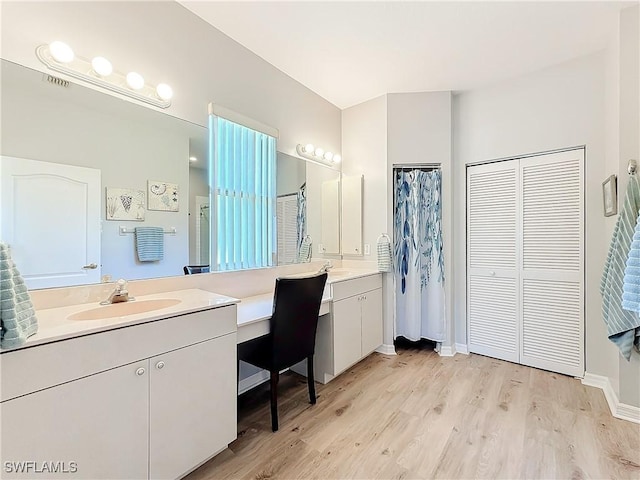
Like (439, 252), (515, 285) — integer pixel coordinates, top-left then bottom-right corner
(490, 271), (496, 277)
(156, 361), (165, 370)
(135, 367), (146, 376)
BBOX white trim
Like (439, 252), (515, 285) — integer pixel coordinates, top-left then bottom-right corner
(376, 344), (397, 355)
(238, 370), (270, 395)
(208, 102), (279, 138)
(454, 343), (469, 355)
(438, 344), (455, 357)
(582, 373), (640, 424)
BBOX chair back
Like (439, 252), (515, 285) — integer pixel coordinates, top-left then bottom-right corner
(270, 272), (328, 370)
(183, 265), (210, 275)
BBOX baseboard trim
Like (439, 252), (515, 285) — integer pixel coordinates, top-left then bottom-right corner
(438, 344), (455, 357)
(454, 343), (469, 355)
(238, 370), (269, 395)
(582, 373), (640, 424)
(376, 344), (397, 355)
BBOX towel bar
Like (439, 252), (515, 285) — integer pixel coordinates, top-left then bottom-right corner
(119, 226), (176, 236)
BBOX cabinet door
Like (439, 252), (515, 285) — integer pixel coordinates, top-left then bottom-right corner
(332, 296), (362, 374)
(0, 361), (148, 480)
(149, 334), (237, 480)
(361, 288), (383, 355)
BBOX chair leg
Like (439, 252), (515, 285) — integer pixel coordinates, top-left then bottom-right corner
(307, 355), (316, 405)
(270, 370), (279, 432)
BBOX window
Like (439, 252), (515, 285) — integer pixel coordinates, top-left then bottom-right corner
(211, 115), (277, 271)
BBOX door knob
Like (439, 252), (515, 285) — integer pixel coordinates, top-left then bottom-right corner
(82, 263), (98, 269)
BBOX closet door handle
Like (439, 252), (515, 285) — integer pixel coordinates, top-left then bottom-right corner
(82, 263), (98, 269)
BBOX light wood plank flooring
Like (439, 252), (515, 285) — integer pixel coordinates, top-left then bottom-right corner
(187, 344), (640, 480)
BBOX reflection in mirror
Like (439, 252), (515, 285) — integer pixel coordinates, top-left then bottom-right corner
(1, 59), (207, 288)
(0, 59), (342, 288)
(275, 153), (340, 265)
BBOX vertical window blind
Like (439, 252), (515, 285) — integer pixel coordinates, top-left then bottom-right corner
(212, 116), (277, 271)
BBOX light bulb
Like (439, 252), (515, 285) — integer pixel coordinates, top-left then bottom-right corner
(333, 154), (341, 163)
(314, 147), (324, 157)
(126, 72), (145, 90)
(323, 152), (334, 162)
(189, 156), (197, 162)
(91, 56), (113, 77)
(49, 41), (74, 63)
(304, 144), (314, 153)
(156, 83), (173, 101)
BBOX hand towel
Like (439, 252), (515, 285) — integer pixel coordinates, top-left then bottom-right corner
(297, 235), (312, 263)
(135, 227), (164, 262)
(0, 243), (38, 349)
(377, 234), (392, 273)
(601, 175), (640, 359)
(620, 210), (640, 356)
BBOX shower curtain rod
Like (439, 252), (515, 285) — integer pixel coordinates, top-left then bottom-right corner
(393, 163), (441, 169)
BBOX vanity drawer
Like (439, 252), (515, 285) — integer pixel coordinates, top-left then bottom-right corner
(331, 274), (382, 302)
(1, 305), (236, 402)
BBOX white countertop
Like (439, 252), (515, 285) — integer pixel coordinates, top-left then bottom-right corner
(2, 289), (239, 352)
(5, 269), (381, 352)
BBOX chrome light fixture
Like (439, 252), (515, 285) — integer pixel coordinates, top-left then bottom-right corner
(36, 41), (173, 109)
(296, 143), (341, 167)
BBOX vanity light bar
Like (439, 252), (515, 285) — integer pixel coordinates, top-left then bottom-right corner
(36, 42), (173, 109)
(296, 144), (342, 167)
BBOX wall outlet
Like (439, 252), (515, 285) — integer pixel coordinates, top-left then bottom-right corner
(318, 243), (324, 253)
(364, 244), (371, 255)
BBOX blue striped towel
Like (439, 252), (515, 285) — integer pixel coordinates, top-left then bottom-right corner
(297, 236), (312, 263)
(0, 243), (38, 349)
(601, 175), (640, 360)
(135, 227), (164, 262)
(620, 211), (640, 356)
(377, 234), (392, 272)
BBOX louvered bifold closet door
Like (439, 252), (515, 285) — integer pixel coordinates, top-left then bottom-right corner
(520, 150), (584, 377)
(467, 161), (520, 363)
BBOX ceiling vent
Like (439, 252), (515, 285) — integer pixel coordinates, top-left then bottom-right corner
(42, 73), (70, 88)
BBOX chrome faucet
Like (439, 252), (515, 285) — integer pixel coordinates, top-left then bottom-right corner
(318, 261), (334, 274)
(101, 279), (134, 305)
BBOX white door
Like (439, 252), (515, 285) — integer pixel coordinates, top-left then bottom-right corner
(0, 156), (101, 289)
(149, 334), (237, 480)
(0, 360), (149, 480)
(519, 151), (584, 377)
(467, 149), (584, 377)
(467, 161), (520, 363)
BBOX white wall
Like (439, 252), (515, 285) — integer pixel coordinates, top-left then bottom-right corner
(342, 95), (389, 344)
(616, 5), (640, 408)
(453, 53), (619, 386)
(0, 1), (341, 160)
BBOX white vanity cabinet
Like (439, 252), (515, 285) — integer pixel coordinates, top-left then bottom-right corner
(0, 305), (237, 480)
(314, 274), (383, 383)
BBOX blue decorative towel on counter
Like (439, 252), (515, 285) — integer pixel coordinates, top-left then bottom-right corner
(601, 175), (640, 360)
(135, 227), (164, 262)
(0, 243), (38, 349)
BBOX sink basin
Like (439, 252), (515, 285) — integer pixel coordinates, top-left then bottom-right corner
(68, 299), (182, 321)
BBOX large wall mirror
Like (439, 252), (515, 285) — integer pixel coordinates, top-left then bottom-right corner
(0, 59), (340, 289)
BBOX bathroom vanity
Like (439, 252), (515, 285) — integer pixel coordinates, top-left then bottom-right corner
(0, 290), (238, 480)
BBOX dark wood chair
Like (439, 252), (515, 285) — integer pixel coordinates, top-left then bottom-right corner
(183, 265), (210, 274)
(238, 272), (328, 432)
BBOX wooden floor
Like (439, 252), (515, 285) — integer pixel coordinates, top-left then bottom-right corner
(187, 344), (640, 480)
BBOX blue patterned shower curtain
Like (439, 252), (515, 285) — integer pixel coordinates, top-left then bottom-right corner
(394, 168), (445, 342)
